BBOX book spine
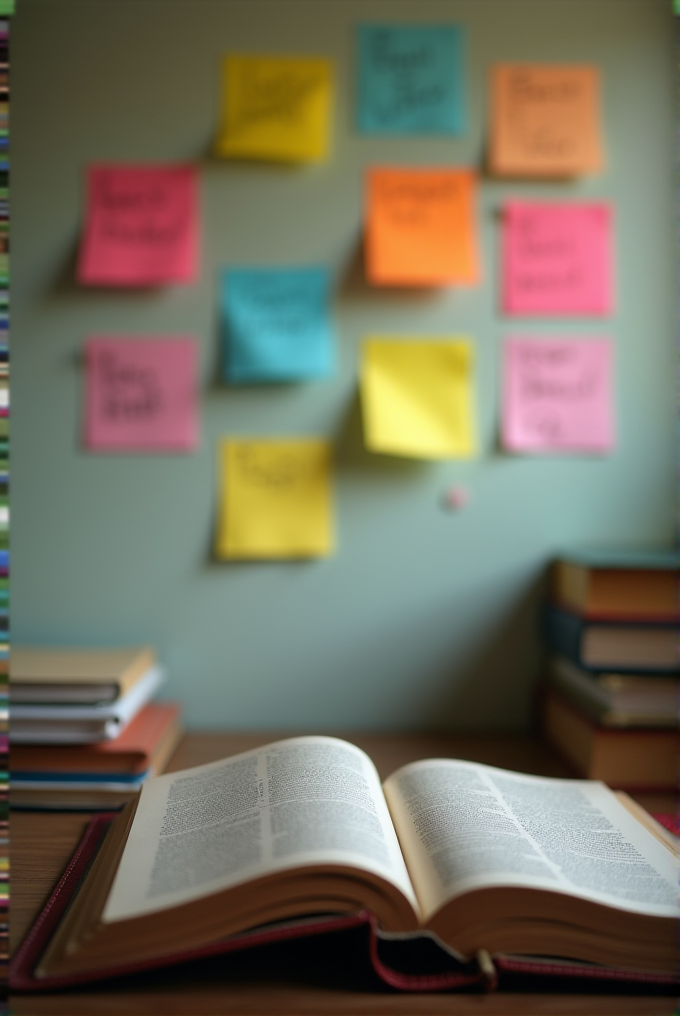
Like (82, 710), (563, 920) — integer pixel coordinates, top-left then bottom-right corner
(542, 607), (586, 668)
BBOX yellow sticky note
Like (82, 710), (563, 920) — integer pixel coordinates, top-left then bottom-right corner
(361, 338), (476, 459)
(216, 438), (334, 559)
(214, 55), (333, 163)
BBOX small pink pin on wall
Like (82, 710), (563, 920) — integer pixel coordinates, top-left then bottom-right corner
(442, 485), (470, 511)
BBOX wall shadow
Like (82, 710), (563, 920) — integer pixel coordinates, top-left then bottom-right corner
(338, 233), (449, 305)
(333, 387), (429, 479)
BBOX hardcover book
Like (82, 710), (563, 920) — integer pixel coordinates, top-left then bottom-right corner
(10, 665), (165, 744)
(541, 687), (679, 789)
(10, 702), (183, 775)
(542, 605), (680, 673)
(10, 702), (183, 810)
(12, 735), (679, 989)
(546, 656), (679, 728)
(550, 550), (679, 622)
(10, 646), (158, 704)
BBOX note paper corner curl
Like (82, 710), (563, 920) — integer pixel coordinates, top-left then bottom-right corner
(217, 437), (334, 559)
(361, 337), (475, 459)
(215, 55), (332, 163)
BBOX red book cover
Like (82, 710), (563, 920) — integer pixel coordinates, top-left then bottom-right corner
(10, 702), (182, 775)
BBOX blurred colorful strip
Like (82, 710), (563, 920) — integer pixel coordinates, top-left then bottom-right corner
(0, 14), (7, 1009)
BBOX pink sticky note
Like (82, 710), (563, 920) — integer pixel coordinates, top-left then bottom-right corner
(84, 337), (199, 452)
(77, 165), (199, 286)
(502, 202), (612, 315)
(502, 337), (614, 453)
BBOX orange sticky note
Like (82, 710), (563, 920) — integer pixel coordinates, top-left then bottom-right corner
(365, 168), (479, 287)
(489, 65), (603, 178)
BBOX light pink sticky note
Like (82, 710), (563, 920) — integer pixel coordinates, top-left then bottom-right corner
(502, 202), (613, 315)
(84, 337), (198, 452)
(77, 165), (199, 286)
(502, 337), (614, 453)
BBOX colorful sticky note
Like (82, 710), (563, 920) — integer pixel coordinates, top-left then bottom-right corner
(489, 65), (604, 178)
(357, 25), (465, 135)
(366, 168), (479, 287)
(77, 165), (199, 286)
(502, 202), (613, 316)
(501, 337), (614, 453)
(84, 337), (198, 452)
(361, 337), (476, 459)
(215, 438), (334, 559)
(222, 267), (333, 383)
(214, 55), (333, 163)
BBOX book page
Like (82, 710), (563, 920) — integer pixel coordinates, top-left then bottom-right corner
(383, 759), (679, 922)
(103, 736), (418, 922)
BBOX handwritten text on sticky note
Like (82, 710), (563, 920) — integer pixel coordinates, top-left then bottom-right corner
(215, 438), (334, 559)
(502, 202), (613, 315)
(366, 168), (479, 286)
(77, 165), (199, 286)
(222, 267), (334, 383)
(490, 65), (603, 177)
(361, 337), (476, 459)
(502, 338), (613, 452)
(357, 25), (465, 135)
(84, 337), (198, 452)
(214, 55), (332, 163)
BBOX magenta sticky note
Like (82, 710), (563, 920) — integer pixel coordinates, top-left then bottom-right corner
(84, 337), (199, 452)
(501, 202), (613, 315)
(502, 337), (614, 453)
(77, 165), (199, 287)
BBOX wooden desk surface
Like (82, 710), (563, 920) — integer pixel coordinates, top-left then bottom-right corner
(10, 731), (679, 1015)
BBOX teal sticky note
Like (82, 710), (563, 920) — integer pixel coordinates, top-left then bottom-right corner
(357, 25), (465, 135)
(222, 267), (334, 383)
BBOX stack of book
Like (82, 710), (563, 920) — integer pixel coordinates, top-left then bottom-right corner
(540, 549), (679, 790)
(10, 646), (182, 809)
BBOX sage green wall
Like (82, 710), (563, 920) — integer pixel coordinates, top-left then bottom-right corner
(11, 0), (676, 730)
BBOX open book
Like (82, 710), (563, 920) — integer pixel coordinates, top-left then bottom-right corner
(34, 736), (679, 981)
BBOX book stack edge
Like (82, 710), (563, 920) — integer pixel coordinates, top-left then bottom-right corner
(540, 549), (679, 790)
(9, 646), (182, 809)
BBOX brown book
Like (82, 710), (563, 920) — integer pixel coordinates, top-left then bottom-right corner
(546, 656), (679, 728)
(550, 551), (679, 622)
(10, 702), (183, 776)
(30, 736), (679, 983)
(541, 686), (679, 788)
(9, 787), (149, 810)
(10, 646), (157, 705)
